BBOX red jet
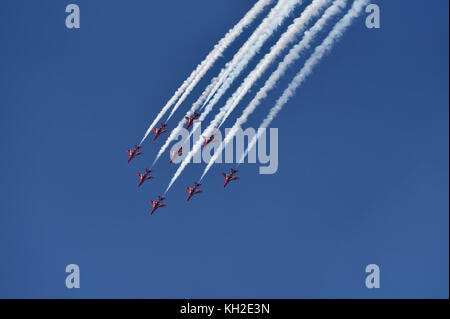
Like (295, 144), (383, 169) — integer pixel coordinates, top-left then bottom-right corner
(137, 168), (154, 187)
(152, 123), (169, 141)
(185, 112), (201, 130)
(186, 182), (202, 202)
(222, 169), (240, 188)
(149, 196), (166, 215)
(202, 134), (216, 150)
(127, 145), (143, 163)
(169, 146), (183, 164)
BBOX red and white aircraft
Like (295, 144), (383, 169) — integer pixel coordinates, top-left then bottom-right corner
(152, 123), (169, 141)
(185, 112), (201, 130)
(202, 134), (216, 150)
(137, 168), (154, 187)
(169, 146), (183, 164)
(186, 182), (202, 202)
(222, 169), (239, 188)
(126, 145), (143, 163)
(149, 196), (166, 215)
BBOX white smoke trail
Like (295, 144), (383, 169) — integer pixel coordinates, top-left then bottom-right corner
(217, 0), (334, 129)
(153, 77), (218, 165)
(199, 0), (303, 115)
(165, 0), (302, 193)
(187, 0), (302, 141)
(165, 0), (277, 122)
(240, 0), (369, 164)
(165, 0), (281, 122)
(139, 0), (274, 144)
(198, 0), (298, 111)
(200, 0), (348, 179)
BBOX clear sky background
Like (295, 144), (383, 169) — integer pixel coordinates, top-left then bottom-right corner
(0, 0), (448, 298)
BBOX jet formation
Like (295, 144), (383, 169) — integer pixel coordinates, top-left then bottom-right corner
(169, 146), (183, 164)
(149, 196), (166, 215)
(185, 112), (201, 130)
(137, 168), (154, 187)
(126, 121), (240, 215)
(186, 182), (202, 202)
(202, 134), (216, 150)
(152, 123), (169, 141)
(127, 145), (143, 163)
(222, 169), (240, 188)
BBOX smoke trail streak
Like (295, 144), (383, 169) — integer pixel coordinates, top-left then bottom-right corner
(200, 0), (348, 179)
(217, 0), (333, 129)
(240, 0), (369, 164)
(187, 0), (302, 141)
(165, 0), (277, 122)
(199, 0), (303, 116)
(153, 78), (218, 165)
(198, 0), (299, 111)
(139, 0), (274, 144)
(165, 0), (282, 122)
(165, 0), (302, 193)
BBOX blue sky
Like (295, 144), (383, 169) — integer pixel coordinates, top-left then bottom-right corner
(0, 0), (448, 298)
